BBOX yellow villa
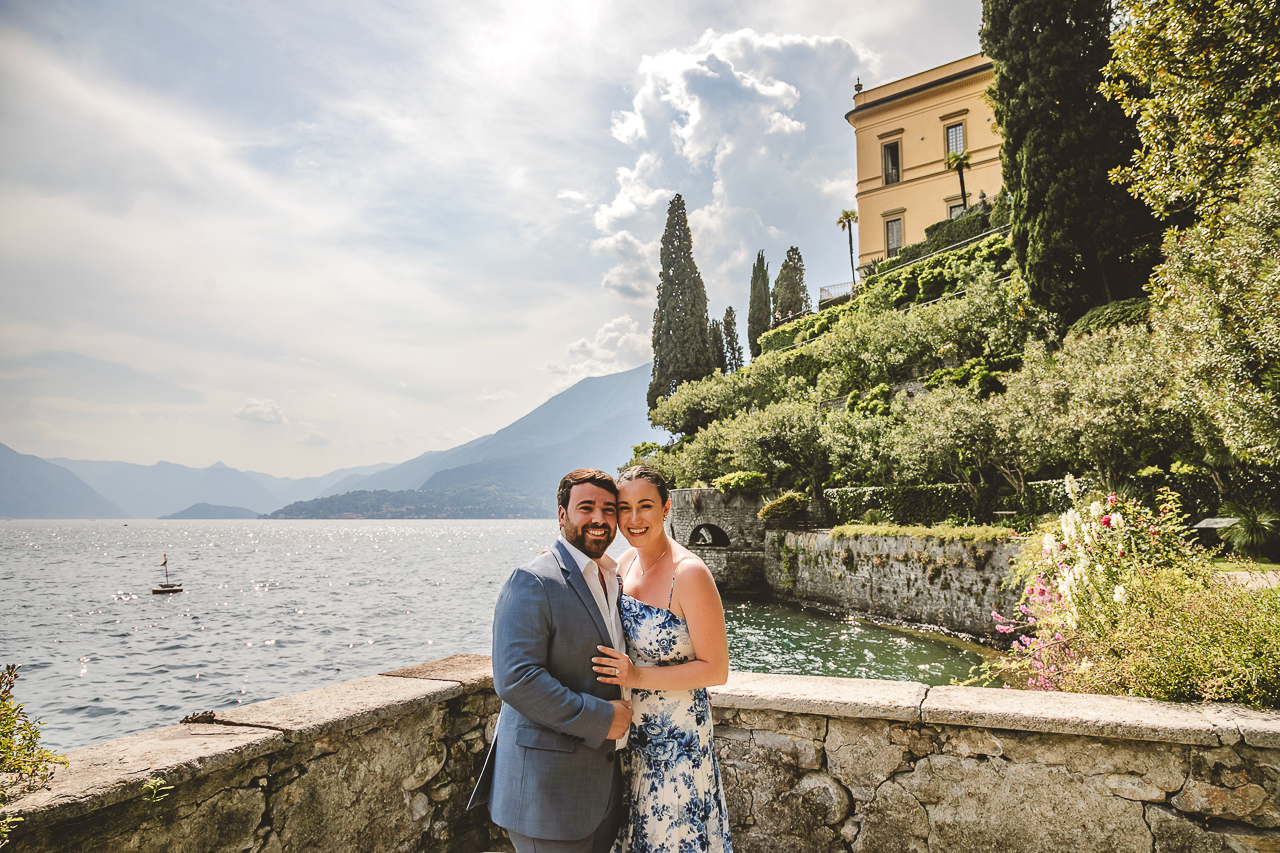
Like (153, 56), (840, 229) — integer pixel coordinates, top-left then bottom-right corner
(844, 54), (1003, 270)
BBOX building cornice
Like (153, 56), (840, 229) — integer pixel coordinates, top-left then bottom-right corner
(845, 63), (994, 126)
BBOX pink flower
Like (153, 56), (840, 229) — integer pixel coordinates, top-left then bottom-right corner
(1107, 493), (1118, 506)
(1101, 515), (1112, 528)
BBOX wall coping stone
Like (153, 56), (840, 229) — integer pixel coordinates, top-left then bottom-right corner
(214, 673), (463, 741)
(711, 671), (926, 721)
(923, 685), (1240, 746)
(383, 652), (494, 692)
(5, 722), (283, 830)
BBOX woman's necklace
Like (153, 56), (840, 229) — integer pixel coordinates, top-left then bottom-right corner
(637, 546), (668, 577)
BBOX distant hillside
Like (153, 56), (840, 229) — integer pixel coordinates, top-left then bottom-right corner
(242, 462), (395, 506)
(330, 364), (660, 497)
(263, 487), (553, 519)
(50, 458), (282, 518)
(0, 443), (127, 519)
(161, 503), (260, 519)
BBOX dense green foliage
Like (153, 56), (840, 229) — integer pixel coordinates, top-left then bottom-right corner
(759, 232), (1015, 354)
(709, 318), (726, 374)
(721, 307), (744, 374)
(1102, 0), (1280, 226)
(2, 665), (67, 845)
(1066, 298), (1149, 338)
(648, 194), (715, 409)
(877, 203), (1001, 273)
(1152, 146), (1280, 468)
(978, 487), (1280, 707)
(757, 490), (809, 525)
(830, 522), (1017, 543)
(713, 470), (767, 495)
(982, 0), (1161, 320)
(771, 246), (810, 317)
(746, 251), (770, 360)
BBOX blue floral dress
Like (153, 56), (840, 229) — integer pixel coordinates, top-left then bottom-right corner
(613, 587), (733, 853)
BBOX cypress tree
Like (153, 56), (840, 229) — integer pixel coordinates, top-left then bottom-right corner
(709, 319), (727, 374)
(981, 0), (1162, 322)
(772, 246), (810, 317)
(746, 251), (770, 359)
(648, 194), (715, 410)
(722, 307), (744, 374)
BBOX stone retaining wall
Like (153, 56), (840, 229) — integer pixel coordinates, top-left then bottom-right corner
(767, 531), (1025, 642)
(7, 657), (1280, 852)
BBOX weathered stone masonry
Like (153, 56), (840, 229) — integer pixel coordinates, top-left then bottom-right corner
(7, 656), (1279, 853)
(668, 488), (1024, 642)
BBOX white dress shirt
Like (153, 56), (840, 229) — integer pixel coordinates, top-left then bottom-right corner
(558, 534), (628, 747)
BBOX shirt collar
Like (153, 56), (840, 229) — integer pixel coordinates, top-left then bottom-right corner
(556, 533), (595, 573)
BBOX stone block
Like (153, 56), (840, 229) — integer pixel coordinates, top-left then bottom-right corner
(712, 671), (926, 722)
(751, 730), (821, 770)
(737, 708), (827, 741)
(1105, 773), (1168, 801)
(1172, 779), (1269, 823)
(994, 729), (1189, 791)
(795, 772), (851, 825)
(825, 719), (909, 798)
(900, 754), (1151, 852)
(923, 685), (1220, 745)
(215, 674), (460, 741)
(850, 781), (930, 853)
(383, 652), (494, 692)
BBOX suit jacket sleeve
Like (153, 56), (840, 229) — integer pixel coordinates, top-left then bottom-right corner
(491, 567), (614, 748)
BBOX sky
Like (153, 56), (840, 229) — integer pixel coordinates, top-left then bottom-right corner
(0, 0), (983, 478)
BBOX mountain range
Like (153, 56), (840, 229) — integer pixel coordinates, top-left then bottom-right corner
(1, 363), (661, 519)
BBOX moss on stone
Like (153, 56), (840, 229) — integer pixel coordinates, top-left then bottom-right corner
(829, 523), (1016, 543)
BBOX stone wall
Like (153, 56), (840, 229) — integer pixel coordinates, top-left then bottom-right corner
(8, 658), (1280, 853)
(668, 488), (827, 593)
(3, 655), (505, 853)
(766, 531), (1024, 642)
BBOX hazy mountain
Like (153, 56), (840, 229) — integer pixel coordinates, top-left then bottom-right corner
(0, 442), (127, 519)
(34, 363), (661, 520)
(265, 364), (665, 518)
(340, 363), (658, 498)
(161, 503), (260, 519)
(243, 462), (395, 505)
(49, 459), (282, 518)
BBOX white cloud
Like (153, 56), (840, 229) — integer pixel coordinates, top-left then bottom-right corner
(297, 431), (331, 446)
(543, 315), (651, 387)
(588, 28), (869, 312)
(235, 399), (286, 425)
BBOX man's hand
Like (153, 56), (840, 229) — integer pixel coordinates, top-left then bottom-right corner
(607, 699), (633, 740)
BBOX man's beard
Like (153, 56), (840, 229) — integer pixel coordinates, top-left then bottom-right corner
(565, 518), (615, 560)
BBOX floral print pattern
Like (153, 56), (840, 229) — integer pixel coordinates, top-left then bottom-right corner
(613, 594), (732, 853)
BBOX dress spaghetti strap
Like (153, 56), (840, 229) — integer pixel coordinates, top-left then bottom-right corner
(666, 559), (677, 610)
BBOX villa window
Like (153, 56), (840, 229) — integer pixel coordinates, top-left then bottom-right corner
(886, 218), (904, 257)
(882, 141), (901, 185)
(946, 122), (965, 156)
(949, 202), (967, 219)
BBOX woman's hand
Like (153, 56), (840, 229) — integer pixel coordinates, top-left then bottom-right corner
(592, 645), (641, 688)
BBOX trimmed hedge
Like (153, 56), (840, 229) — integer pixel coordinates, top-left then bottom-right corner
(1067, 298), (1150, 338)
(824, 477), (1102, 526)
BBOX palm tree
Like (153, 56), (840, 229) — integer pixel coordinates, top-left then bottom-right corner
(837, 209), (858, 283)
(945, 150), (971, 212)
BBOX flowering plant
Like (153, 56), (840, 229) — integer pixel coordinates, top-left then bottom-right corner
(974, 476), (1280, 707)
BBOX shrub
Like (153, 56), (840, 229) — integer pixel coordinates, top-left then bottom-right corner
(758, 491), (809, 526)
(713, 471), (767, 495)
(2, 664), (68, 845)
(975, 479), (1280, 708)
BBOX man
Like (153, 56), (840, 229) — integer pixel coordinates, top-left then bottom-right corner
(469, 469), (633, 853)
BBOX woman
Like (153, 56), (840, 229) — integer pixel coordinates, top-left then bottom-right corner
(591, 465), (734, 853)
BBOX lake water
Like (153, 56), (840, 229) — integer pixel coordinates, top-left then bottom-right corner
(0, 519), (983, 752)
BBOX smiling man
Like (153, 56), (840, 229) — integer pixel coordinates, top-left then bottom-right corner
(469, 468), (633, 853)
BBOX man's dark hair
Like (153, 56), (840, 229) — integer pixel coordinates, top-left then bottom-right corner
(557, 468), (619, 510)
(617, 465), (670, 505)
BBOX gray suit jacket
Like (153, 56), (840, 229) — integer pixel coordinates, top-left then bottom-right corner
(468, 540), (623, 841)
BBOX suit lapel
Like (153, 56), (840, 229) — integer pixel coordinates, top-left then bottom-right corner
(554, 540), (613, 648)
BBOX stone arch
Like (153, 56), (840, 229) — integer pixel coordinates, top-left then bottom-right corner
(689, 523), (731, 547)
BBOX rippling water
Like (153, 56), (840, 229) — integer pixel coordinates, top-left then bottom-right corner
(0, 520), (981, 752)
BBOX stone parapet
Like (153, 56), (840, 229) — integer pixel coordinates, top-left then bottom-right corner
(7, 657), (1280, 852)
